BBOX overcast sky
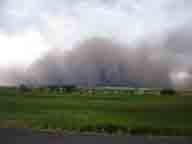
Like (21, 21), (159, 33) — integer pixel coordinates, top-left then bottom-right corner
(0, 0), (192, 67)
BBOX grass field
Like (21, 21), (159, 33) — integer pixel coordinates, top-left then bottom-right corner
(0, 87), (192, 135)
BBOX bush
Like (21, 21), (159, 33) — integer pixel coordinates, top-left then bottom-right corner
(63, 85), (77, 93)
(96, 124), (122, 134)
(160, 88), (176, 95)
(79, 125), (95, 132)
(19, 84), (31, 93)
(48, 86), (58, 92)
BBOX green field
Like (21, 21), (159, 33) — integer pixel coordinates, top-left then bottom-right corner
(0, 87), (192, 135)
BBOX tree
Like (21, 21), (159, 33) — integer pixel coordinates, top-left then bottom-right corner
(19, 84), (31, 93)
(63, 85), (77, 93)
(160, 88), (176, 95)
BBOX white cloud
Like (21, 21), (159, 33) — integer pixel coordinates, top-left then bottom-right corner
(41, 0), (192, 46)
(0, 0), (192, 66)
(0, 30), (49, 66)
(45, 15), (81, 50)
(170, 70), (192, 88)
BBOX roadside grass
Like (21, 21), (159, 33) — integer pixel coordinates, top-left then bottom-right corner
(0, 88), (192, 135)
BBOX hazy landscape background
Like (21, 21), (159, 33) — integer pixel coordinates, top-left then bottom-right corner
(0, 0), (192, 88)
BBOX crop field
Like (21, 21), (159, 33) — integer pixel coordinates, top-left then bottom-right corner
(0, 87), (192, 135)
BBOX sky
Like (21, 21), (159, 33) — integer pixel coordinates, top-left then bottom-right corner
(0, 0), (192, 66)
(0, 0), (192, 87)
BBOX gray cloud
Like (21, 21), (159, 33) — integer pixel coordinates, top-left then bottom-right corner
(1, 0), (192, 88)
(9, 37), (177, 88)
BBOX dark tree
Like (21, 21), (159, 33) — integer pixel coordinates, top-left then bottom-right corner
(19, 84), (31, 93)
(63, 85), (77, 93)
(160, 88), (176, 95)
